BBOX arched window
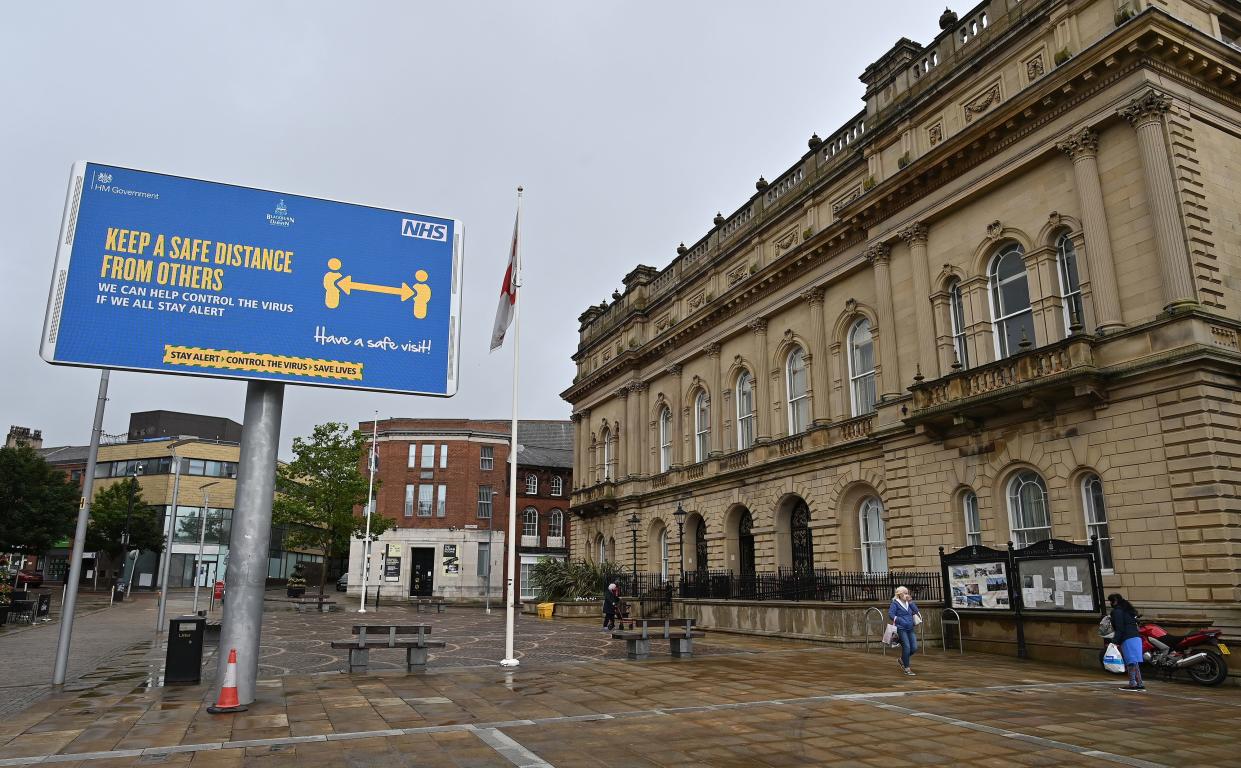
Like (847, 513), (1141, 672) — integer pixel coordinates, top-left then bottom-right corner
(658, 406), (673, 472)
(525, 474), (538, 495)
(791, 500), (814, 574)
(601, 428), (614, 481)
(848, 319), (876, 416)
(736, 371), (755, 449)
(550, 476), (563, 496)
(694, 391), (710, 463)
(859, 497), (887, 573)
(989, 244), (1035, 358)
(658, 527), (669, 579)
(786, 346), (810, 434)
(1081, 474), (1112, 571)
(1056, 233), (1083, 335)
(695, 520), (708, 573)
(948, 280), (969, 369)
(548, 509), (564, 539)
(963, 491), (981, 546)
(522, 507), (538, 537)
(596, 535), (606, 564)
(738, 509), (756, 575)
(1007, 470), (1051, 547)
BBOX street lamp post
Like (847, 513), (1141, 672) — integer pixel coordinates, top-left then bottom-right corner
(627, 512), (640, 587)
(120, 463), (144, 600)
(673, 502), (687, 591)
(193, 481), (220, 614)
(157, 439), (195, 631)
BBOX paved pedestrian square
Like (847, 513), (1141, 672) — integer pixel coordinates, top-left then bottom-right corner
(1, 597), (1238, 767)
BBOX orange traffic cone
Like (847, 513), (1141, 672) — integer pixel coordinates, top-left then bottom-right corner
(207, 648), (248, 714)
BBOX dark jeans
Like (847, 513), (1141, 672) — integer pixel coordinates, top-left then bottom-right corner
(603, 610), (615, 630)
(897, 627), (918, 668)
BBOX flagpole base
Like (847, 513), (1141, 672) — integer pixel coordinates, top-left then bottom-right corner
(500, 658), (520, 667)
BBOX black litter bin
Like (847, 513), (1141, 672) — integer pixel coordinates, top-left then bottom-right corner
(165, 615), (207, 684)
(112, 583), (126, 603)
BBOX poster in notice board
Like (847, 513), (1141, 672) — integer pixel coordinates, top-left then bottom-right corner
(947, 561), (1011, 609)
(1016, 557), (1096, 611)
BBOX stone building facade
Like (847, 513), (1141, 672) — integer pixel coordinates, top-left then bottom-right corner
(562, 0), (1241, 633)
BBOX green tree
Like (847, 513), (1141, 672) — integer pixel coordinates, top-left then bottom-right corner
(0, 445), (79, 557)
(273, 422), (393, 598)
(85, 478), (165, 559)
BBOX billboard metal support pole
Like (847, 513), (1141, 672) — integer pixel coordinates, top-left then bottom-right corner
(215, 381), (283, 706)
(156, 444), (187, 631)
(51, 369), (109, 687)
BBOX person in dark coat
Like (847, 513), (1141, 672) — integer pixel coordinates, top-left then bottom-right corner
(1108, 593), (1145, 691)
(602, 583), (621, 632)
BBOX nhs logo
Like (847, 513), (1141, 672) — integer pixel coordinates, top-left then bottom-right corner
(401, 218), (448, 242)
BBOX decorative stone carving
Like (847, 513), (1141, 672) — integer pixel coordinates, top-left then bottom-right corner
(613, 387), (629, 400)
(864, 242), (891, 265)
(1026, 53), (1045, 82)
(748, 318), (769, 334)
(702, 342), (721, 358)
(688, 292), (706, 310)
(845, 298), (857, 313)
(1119, 89), (1172, 126)
(628, 381), (647, 394)
(726, 263), (749, 286)
(801, 287), (825, 305)
(1056, 127), (1100, 159)
(927, 122), (944, 147)
(655, 314), (672, 332)
(899, 222), (928, 245)
(666, 364), (683, 377)
(808, 133), (823, 150)
(713, 212), (725, 226)
(964, 84), (1001, 123)
(755, 176), (769, 191)
(1048, 211), (1062, 228)
(783, 328), (795, 343)
(774, 228), (800, 253)
(832, 187), (863, 213)
(602, 348), (613, 363)
(986, 220), (1004, 239)
(676, 242), (688, 255)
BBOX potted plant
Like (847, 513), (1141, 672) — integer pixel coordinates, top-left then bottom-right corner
(286, 564), (307, 598)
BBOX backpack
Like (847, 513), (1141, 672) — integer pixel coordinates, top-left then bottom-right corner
(1098, 615), (1114, 638)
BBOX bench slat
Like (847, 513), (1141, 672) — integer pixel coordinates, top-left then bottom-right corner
(331, 640), (446, 649)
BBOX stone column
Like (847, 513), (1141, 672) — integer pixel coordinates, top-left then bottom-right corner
(1056, 128), (1124, 332)
(749, 319), (771, 441)
(627, 383), (642, 478)
(866, 243), (902, 399)
(666, 365), (683, 467)
(899, 223), (939, 379)
(637, 383), (650, 476)
(1119, 89), (1197, 311)
(703, 343), (723, 455)
(614, 387), (630, 479)
(569, 412), (583, 488)
(801, 288), (831, 424)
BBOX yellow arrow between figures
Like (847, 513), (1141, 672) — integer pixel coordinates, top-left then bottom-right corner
(338, 275), (414, 302)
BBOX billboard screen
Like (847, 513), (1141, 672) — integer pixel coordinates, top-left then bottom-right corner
(41, 162), (463, 396)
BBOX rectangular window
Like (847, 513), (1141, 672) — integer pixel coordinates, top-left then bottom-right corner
(418, 485), (433, 517)
(477, 543), (491, 578)
(421, 444), (435, 469)
(404, 484), (415, 517)
(963, 492), (981, 547)
(949, 282), (970, 369)
(439, 444), (448, 469)
(480, 446), (494, 470)
(520, 561), (536, 599)
(436, 484), (447, 517)
(477, 485), (493, 519)
(408, 444), (417, 468)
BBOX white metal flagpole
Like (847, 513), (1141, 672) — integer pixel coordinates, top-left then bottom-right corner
(501, 187), (523, 668)
(359, 411), (378, 613)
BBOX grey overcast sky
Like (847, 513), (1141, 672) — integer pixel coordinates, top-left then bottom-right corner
(1, 1), (946, 457)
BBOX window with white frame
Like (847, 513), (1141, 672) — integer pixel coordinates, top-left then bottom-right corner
(550, 475), (562, 496)
(525, 474), (538, 495)
(417, 485), (433, 517)
(548, 509), (563, 538)
(1056, 233), (1084, 335)
(736, 371), (755, 449)
(523, 507), (538, 537)
(439, 444), (448, 469)
(601, 428), (615, 481)
(786, 346), (810, 434)
(1007, 470), (1051, 547)
(658, 527), (669, 579)
(480, 445), (494, 470)
(659, 406), (673, 472)
(421, 444), (435, 469)
(963, 490), (981, 546)
(1081, 474), (1113, 571)
(477, 485), (492, 519)
(436, 484), (447, 517)
(848, 318), (877, 416)
(404, 484), (415, 517)
(597, 536), (606, 564)
(694, 391), (710, 463)
(407, 444), (418, 468)
(859, 497), (888, 573)
(519, 559), (536, 599)
(989, 244), (1036, 358)
(948, 280), (970, 369)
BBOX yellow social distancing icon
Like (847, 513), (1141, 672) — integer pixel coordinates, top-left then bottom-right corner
(324, 259), (431, 318)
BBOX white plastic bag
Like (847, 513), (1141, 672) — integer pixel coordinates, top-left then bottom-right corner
(913, 613), (923, 626)
(882, 623), (897, 645)
(1102, 642), (1125, 673)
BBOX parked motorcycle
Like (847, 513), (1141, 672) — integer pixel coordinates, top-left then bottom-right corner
(1101, 618), (1231, 686)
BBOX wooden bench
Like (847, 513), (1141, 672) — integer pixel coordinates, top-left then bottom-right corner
(410, 597), (447, 614)
(611, 618), (706, 660)
(288, 597), (338, 613)
(330, 624), (445, 672)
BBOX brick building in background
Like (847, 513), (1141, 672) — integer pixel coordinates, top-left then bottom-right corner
(347, 419), (572, 602)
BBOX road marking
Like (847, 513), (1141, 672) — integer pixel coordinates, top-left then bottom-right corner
(474, 728), (555, 768)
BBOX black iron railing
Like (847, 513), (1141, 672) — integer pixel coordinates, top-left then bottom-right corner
(677, 569), (941, 603)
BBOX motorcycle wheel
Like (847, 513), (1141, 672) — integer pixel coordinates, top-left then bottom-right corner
(1186, 650), (1228, 686)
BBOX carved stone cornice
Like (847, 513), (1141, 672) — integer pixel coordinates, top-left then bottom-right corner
(801, 287), (826, 305)
(748, 318), (769, 334)
(666, 364), (683, 377)
(1055, 127), (1100, 160)
(702, 342), (722, 358)
(628, 381), (648, 393)
(570, 412), (584, 423)
(613, 387), (629, 400)
(864, 243), (891, 265)
(1119, 88), (1172, 127)
(898, 223), (928, 246)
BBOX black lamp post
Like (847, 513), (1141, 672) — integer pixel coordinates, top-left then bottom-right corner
(627, 512), (640, 582)
(673, 502), (687, 580)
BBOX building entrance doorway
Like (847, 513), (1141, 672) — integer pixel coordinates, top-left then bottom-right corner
(739, 510), (756, 575)
(409, 547), (434, 597)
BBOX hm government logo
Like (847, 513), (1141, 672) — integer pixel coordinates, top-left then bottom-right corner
(401, 218), (448, 242)
(96, 172), (112, 185)
(267, 199), (295, 228)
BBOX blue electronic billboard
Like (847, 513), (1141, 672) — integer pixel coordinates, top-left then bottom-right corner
(41, 162), (463, 396)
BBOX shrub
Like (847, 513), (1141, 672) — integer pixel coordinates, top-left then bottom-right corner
(530, 558), (627, 602)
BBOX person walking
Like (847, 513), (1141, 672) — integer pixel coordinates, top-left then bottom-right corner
(889, 585), (921, 676)
(1109, 593), (1145, 691)
(602, 583), (621, 632)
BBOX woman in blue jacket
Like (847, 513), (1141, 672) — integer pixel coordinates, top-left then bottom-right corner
(1108, 593), (1145, 691)
(889, 586), (921, 675)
